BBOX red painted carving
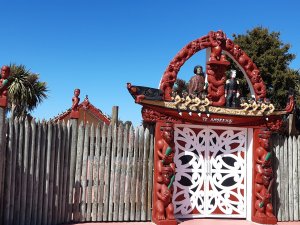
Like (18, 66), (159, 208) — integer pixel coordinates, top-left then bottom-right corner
(206, 61), (228, 106)
(253, 129), (277, 224)
(70, 88), (80, 119)
(159, 30), (266, 101)
(285, 94), (295, 113)
(153, 122), (177, 225)
(266, 119), (283, 132)
(142, 107), (180, 123)
(0, 65), (11, 107)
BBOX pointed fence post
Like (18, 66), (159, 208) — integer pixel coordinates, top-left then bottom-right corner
(111, 106), (119, 126)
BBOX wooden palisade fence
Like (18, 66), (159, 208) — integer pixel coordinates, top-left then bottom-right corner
(0, 117), (154, 225)
(272, 134), (300, 221)
(1, 116), (300, 224)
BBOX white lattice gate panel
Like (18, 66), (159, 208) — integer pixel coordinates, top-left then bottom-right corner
(173, 124), (247, 218)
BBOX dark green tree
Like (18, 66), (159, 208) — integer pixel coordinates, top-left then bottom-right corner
(8, 64), (48, 117)
(230, 27), (299, 108)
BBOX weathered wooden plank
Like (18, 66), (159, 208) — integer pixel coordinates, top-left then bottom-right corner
(42, 122), (52, 225)
(141, 128), (150, 221)
(124, 125), (134, 221)
(147, 126), (154, 220)
(80, 123), (90, 221)
(102, 124), (112, 221)
(9, 118), (19, 224)
(108, 124), (117, 221)
(53, 122), (62, 225)
(277, 135), (284, 221)
(135, 127), (144, 221)
(37, 122), (47, 225)
(288, 136), (293, 221)
(20, 118), (30, 225)
(48, 123), (57, 225)
(298, 136), (300, 220)
(74, 122), (85, 221)
(3, 116), (14, 225)
(283, 135), (289, 221)
(25, 119), (36, 225)
(0, 109), (6, 223)
(86, 124), (95, 221)
(31, 122), (41, 225)
(130, 127), (139, 221)
(62, 121), (71, 223)
(272, 134), (280, 219)
(298, 136), (300, 221)
(113, 124), (123, 221)
(292, 136), (299, 220)
(68, 119), (78, 221)
(118, 124), (129, 221)
(97, 123), (107, 221)
(58, 121), (66, 224)
(92, 124), (101, 221)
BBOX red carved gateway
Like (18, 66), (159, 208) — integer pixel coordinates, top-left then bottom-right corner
(127, 30), (294, 225)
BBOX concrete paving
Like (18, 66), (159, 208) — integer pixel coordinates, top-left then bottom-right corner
(68, 219), (300, 225)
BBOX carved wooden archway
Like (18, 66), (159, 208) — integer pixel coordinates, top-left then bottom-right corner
(127, 30), (294, 225)
(159, 30), (266, 101)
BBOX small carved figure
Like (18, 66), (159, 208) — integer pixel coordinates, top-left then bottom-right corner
(72, 89), (80, 111)
(157, 124), (175, 171)
(248, 97), (259, 111)
(0, 66), (11, 107)
(188, 66), (207, 97)
(240, 97), (250, 111)
(208, 30), (227, 62)
(154, 166), (175, 220)
(70, 88), (80, 119)
(225, 70), (240, 108)
(254, 130), (276, 219)
(189, 95), (201, 111)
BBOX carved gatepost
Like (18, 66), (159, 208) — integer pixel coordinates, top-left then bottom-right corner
(128, 30), (293, 225)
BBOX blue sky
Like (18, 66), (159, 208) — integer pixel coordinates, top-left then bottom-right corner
(1, 0), (299, 126)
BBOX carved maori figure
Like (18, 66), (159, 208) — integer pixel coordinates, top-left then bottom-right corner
(154, 166), (175, 220)
(206, 30), (227, 62)
(253, 130), (276, 224)
(157, 124), (176, 171)
(206, 64), (227, 106)
(70, 88), (80, 119)
(154, 123), (176, 222)
(250, 70), (267, 99)
(0, 65), (11, 107)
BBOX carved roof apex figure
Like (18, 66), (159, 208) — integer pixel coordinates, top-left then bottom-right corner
(83, 95), (90, 110)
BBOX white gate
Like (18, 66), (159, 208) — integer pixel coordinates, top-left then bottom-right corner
(173, 124), (247, 218)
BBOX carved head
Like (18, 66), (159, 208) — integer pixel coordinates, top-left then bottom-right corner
(225, 39), (234, 52)
(74, 88), (80, 97)
(233, 44), (242, 58)
(258, 130), (271, 150)
(230, 70), (237, 79)
(160, 166), (174, 185)
(194, 65), (204, 75)
(1, 66), (10, 79)
(251, 69), (261, 83)
(160, 123), (174, 143)
(215, 30), (226, 41)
